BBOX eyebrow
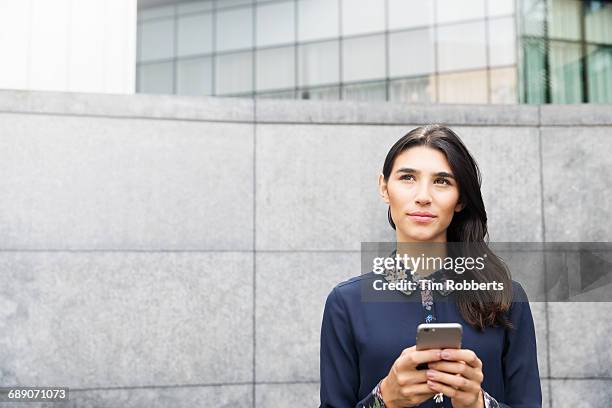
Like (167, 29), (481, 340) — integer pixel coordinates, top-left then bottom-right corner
(395, 167), (456, 179)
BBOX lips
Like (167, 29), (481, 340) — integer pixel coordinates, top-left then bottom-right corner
(407, 212), (437, 223)
(408, 212), (436, 217)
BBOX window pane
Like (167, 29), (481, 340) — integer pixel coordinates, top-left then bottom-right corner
(139, 5), (175, 21)
(550, 41), (583, 103)
(487, 0), (514, 16)
(519, 0), (545, 36)
(437, 0), (485, 24)
(388, 0), (434, 29)
(437, 21), (486, 72)
(587, 45), (612, 103)
(438, 69), (488, 103)
(389, 76), (436, 103)
(490, 67), (517, 103)
(177, 57), (213, 95)
(217, 0), (252, 8)
(178, 13), (213, 57)
(215, 51), (253, 94)
(342, 34), (385, 82)
(256, 89), (296, 99)
(548, 0), (581, 40)
(139, 19), (175, 62)
(216, 6), (253, 52)
(256, 1), (295, 47)
(341, 0), (385, 36)
(489, 17), (516, 66)
(521, 38), (547, 103)
(298, 86), (340, 100)
(138, 62), (174, 94)
(585, 1), (612, 44)
(342, 81), (387, 101)
(298, 0), (339, 42)
(256, 46), (295, 91)
(298, 40), (339, 87)
(389, 28), (435, 77)
(178, 1), (213, 14)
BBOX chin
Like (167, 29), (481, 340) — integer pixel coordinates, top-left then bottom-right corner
(402, 231), (438, 242)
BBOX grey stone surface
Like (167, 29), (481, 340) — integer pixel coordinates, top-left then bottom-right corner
(0, 384), (252, 408)
(540, 104), (612, 126)
(0, 113), (253, 250)
(491, 247), (549, 376)
(255, 251), (360, 382)
(0, 252), (253, 388)
(1, 89), (607, 129)
(0, 90), (254, 122)
(1, 89), (610, 407)
(256, 382), (319, 408)
(483, 251), (549, 376)
(452, 126), (543, 242)
(530, 301), (549, 378)
(541, 378), (551, 408)
(493, 245), (548, 301)
(255, 99), (539, 125)
(541, 127), (612, 242)
(255, 123), (403, 251)
(548, 302), (612, 378)
(549, 379), (612, 407)
(256, 124), (542, 250)
(0, 89), (544, 126)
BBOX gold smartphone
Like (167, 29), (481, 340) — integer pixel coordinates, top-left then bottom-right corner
(416, 323), (463, 350)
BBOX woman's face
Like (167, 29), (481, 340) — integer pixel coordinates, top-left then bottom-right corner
(378, 145), (464, 243)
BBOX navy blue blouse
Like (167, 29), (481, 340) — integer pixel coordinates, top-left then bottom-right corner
(319, 262), (542, 408)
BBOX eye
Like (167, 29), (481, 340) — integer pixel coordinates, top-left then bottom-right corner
(434, 178), (451, 185)
(400, 174), (415, 181)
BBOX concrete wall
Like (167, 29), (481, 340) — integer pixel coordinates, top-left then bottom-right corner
(0, 0), (136, 94)
(0, 89), (610, 407)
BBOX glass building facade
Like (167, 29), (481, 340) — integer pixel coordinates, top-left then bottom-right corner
(136, 0), (612, 104)
(519, 0), (612, 103)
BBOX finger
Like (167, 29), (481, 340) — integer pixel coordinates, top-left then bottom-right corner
(394, 369), (430, 386)
(398, 348), (442, 370)
(427, 361), (482, 382)
(440, 348), (482, 369)
(412, 370), (430, 384)
(426, 369), (480, 393)
(427, 379), (477, 401)
(401, 383), (438, 398)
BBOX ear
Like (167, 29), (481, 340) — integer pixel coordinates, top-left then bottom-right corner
(454, 201), (465, 212)
(378, 173), (389, 204)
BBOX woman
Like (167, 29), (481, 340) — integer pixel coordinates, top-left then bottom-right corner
(319, 125), (542, 407)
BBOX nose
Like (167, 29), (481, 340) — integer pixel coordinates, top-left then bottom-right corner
(414, 179), (432, 206)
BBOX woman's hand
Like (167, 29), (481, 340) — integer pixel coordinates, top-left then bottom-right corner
(425, 348), (485, 408)
(379, 345), (442, 408)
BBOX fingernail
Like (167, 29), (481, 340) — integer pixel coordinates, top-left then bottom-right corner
(426, 370), (435, 378)
(441, 351), (450, 359)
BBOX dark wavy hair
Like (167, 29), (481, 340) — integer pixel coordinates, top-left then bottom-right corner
(382, 124), (514, 331)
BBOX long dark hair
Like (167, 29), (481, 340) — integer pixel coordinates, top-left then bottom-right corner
(382, 124), (514, 331)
